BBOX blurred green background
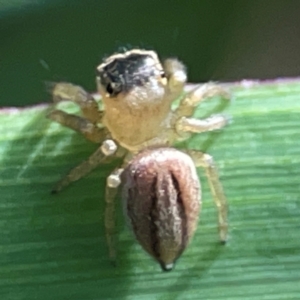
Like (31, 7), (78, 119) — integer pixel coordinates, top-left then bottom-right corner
(1, 0), (300, 107)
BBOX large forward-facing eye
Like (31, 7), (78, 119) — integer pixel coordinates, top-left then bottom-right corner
(106, 83), (114, 95)
(160, 70), (166, 78)
(105, 82), (122, 97)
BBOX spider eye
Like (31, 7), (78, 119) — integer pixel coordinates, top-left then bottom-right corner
(105, 82), (122, 96)
(106, 83), (114, 95)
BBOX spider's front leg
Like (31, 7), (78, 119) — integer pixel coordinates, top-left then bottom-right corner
(186, 150), (228, 243)
(50, 82), (101, 123)
(52, 139), (118, 193)
(48, 82), (107, 143)
(174, 83), (231, 134)
(48, 110), (107, 143)
(176, 83), (231, 118)
(176, 113), (230, 134)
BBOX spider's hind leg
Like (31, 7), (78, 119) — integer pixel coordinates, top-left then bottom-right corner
(185, 149), (228, 243)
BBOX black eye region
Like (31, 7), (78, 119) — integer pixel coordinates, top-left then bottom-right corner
(97, 54), (159, 96)
(106, 83), (114, 95)
(105, 82), (122, 97)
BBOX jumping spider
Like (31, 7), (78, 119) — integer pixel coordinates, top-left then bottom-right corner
(48, 49), (230, 271)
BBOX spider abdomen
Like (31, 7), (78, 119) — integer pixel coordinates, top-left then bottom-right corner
(122, 147), (201, 271)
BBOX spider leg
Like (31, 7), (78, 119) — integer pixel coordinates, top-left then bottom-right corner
(176, 114), (229, 134)
(51, 82), (101, 123)
(163, 58), (187, 95)
(105, 168), (124, 263)
(52, 140), (117, 193)
(185, 150), (228, 243)
(48, 110), (107, 143)
(175, 83), (231, 118)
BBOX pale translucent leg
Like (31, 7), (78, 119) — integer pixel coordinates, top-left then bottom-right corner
(51, 82), (101, 123)
(105, 168), (124, 262)
(48, 110), (107, 143)
(186, 150), (228, 243)
(163, 58), (187, 94)
(175, 83), (231, 118)
(176, 114), (229, 134)
(52, 140), (118, 193)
